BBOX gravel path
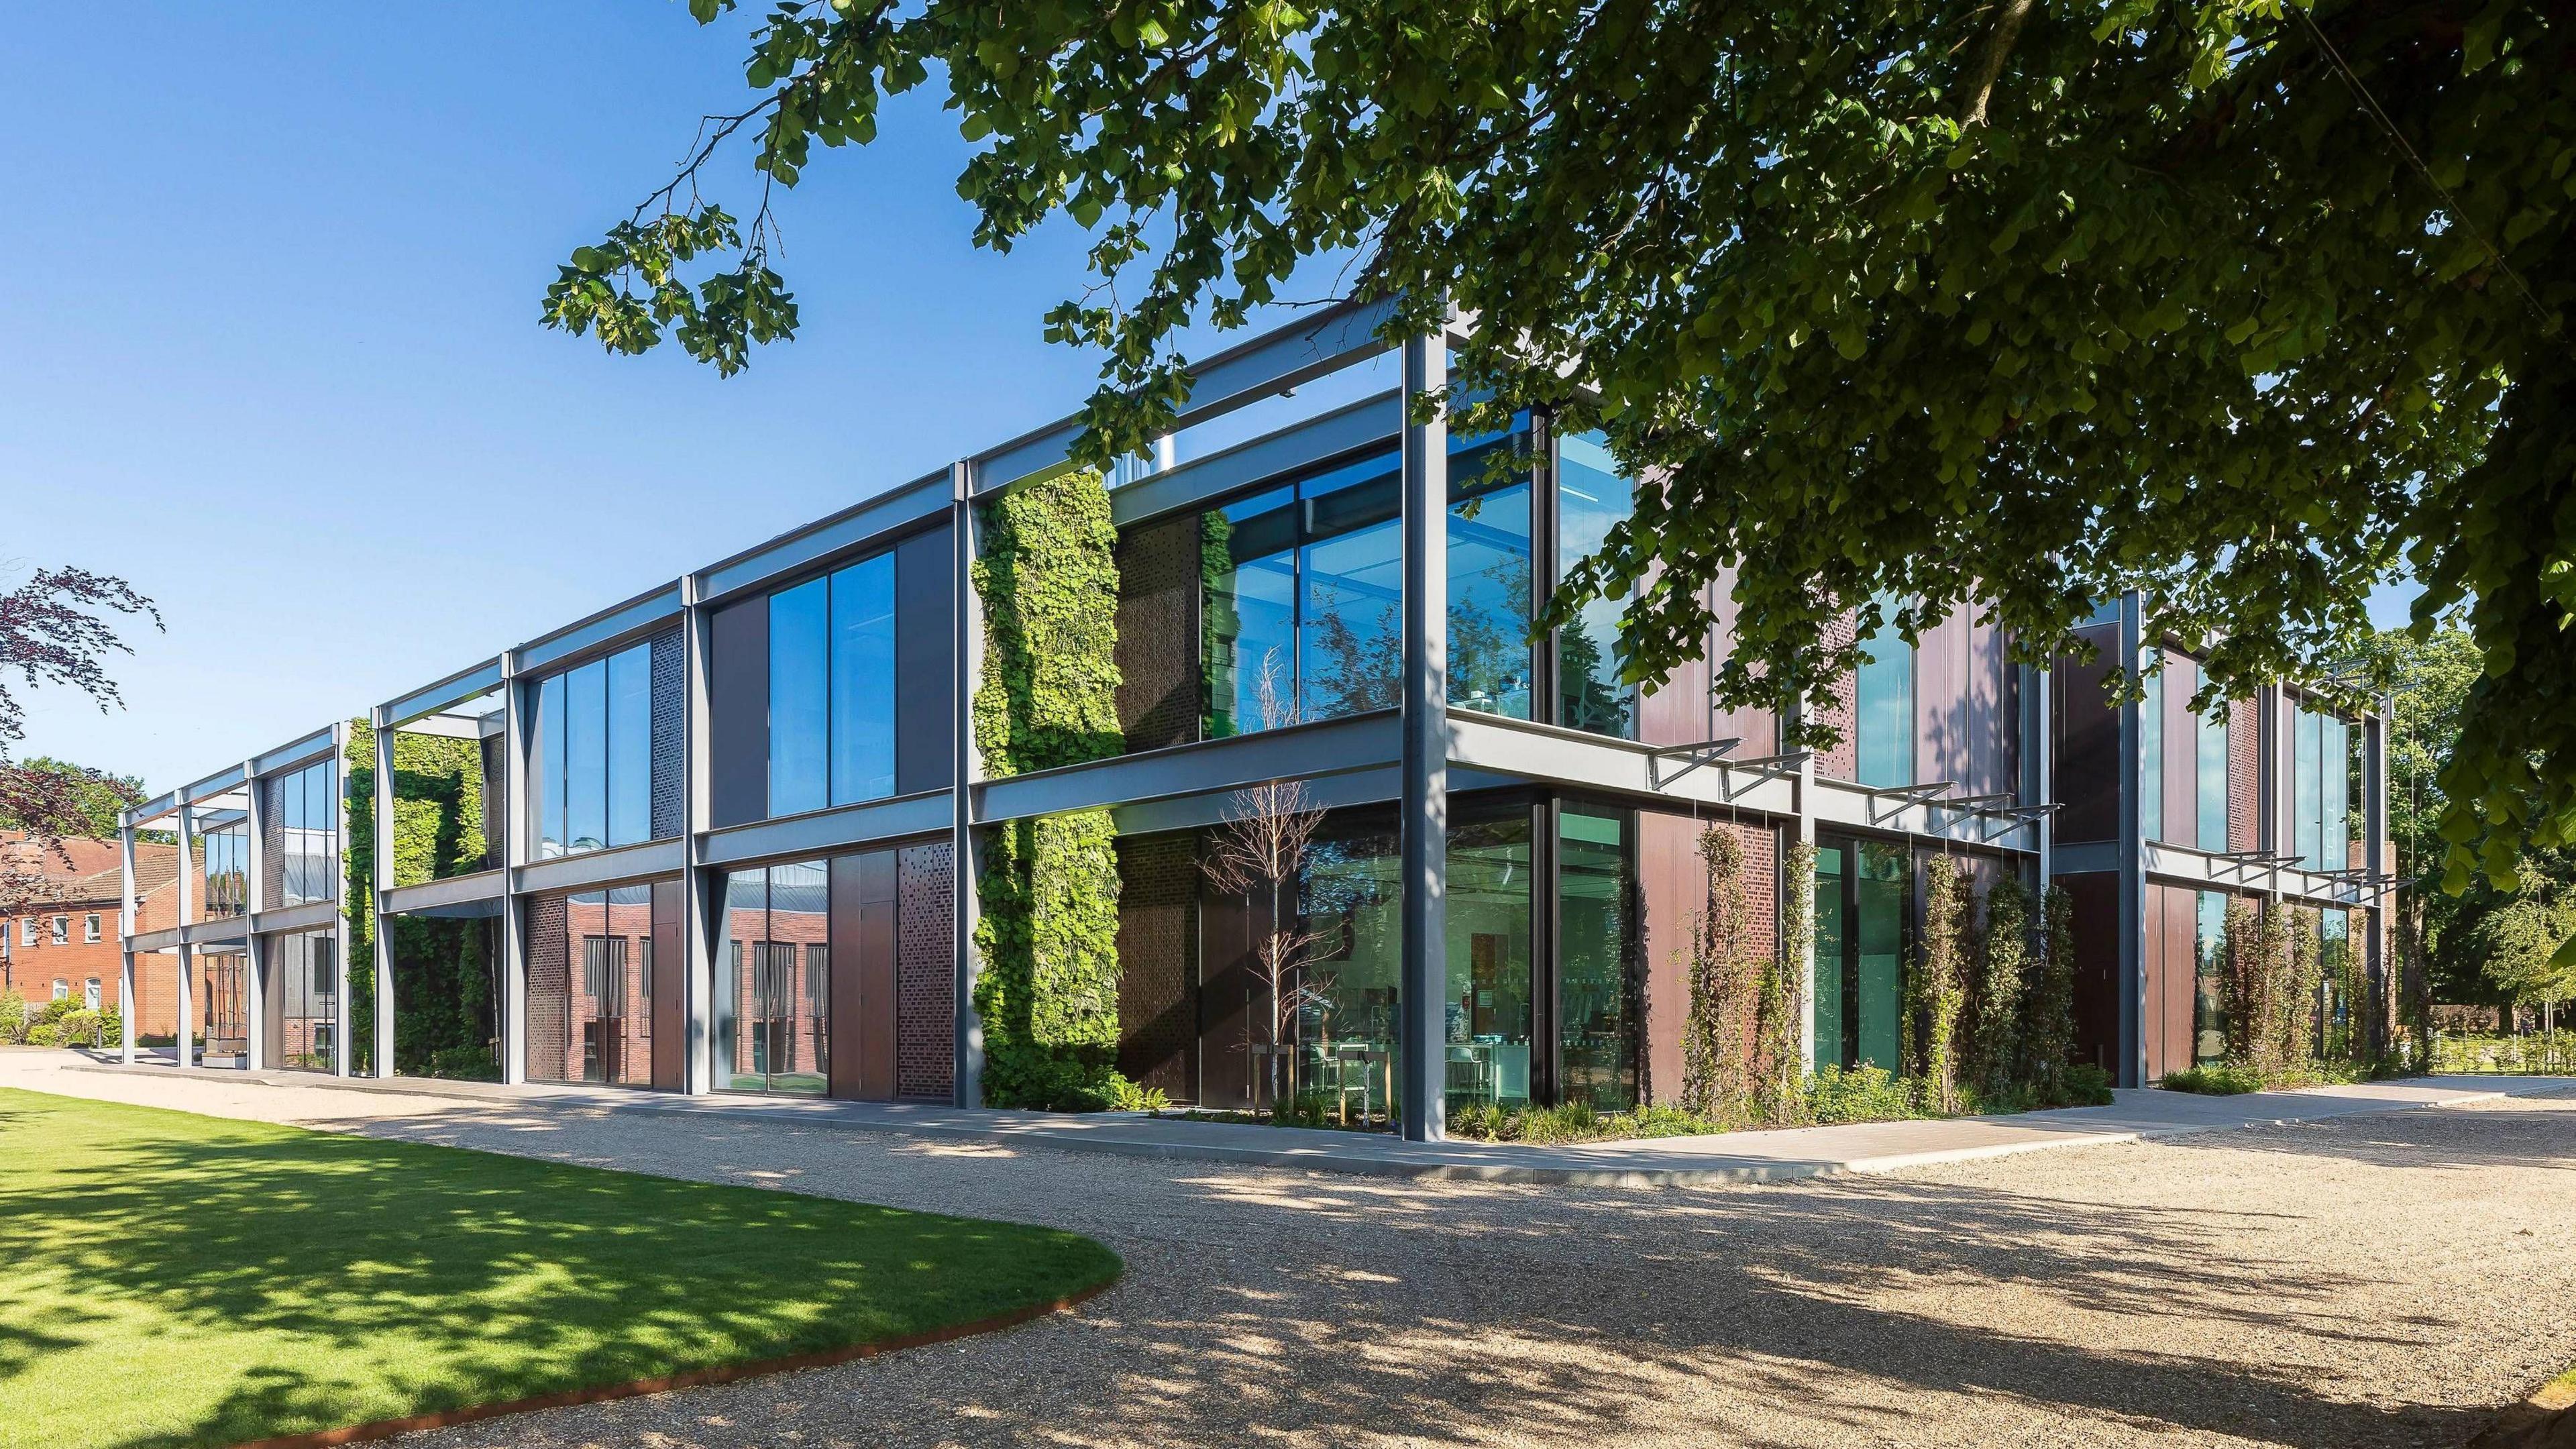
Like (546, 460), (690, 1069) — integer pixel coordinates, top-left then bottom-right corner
(12, 1053), (2574, 1448)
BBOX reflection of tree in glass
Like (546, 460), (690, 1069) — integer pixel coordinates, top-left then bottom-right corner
(1198, 511), (1243, 737)
(1448, 549), (1532, 715)
(1558, 615), (1631, 735)
(1300, 583), (1400, 718)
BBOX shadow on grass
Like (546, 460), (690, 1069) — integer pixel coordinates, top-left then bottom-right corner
(0, 1089), (1116, 1449)
(326, 1097), (2572, 1449)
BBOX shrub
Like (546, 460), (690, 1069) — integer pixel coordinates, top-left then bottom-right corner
(0, 989), (25, 1044)
(1805, 1065), (1923, 1124)
(56, 1010), (101, 1048)
(95, 1007), (121, 1047)
(2057, 1062), (2116, 1106)
(2161, 1063), (2266, 1095)
(36, 996), (80, 1026)
(1108, 1077), (1173, 1114)
(24, 1024), (60, 1048)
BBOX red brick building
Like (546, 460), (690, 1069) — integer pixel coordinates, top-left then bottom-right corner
(1, 832), (184, 1035)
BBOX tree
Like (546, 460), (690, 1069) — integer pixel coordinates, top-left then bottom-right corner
(552, 1), (2571, 903)
(1, 568), (159, 910)
(1198, 653), (1333, 1107)
(2473, 895), (2576, 1031)
(0, 757), (146, 841)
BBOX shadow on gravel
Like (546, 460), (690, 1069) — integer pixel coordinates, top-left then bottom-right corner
(313, 1096), (2576, 1449)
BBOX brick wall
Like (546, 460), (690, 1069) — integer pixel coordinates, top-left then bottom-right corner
(525, 891), (568, 1081)
(2228, 696), (2259, 853)
(896, 842), (955, 1102)
(1815, 613), (1860, 781)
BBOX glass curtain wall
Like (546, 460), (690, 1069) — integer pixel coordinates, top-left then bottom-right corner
(1855, 609), (1915, 788)
(1813, 837), (1908, 1069)
(199, 819), (249, 918)
(2319, 908), (2353, 1054)
(1554, 433), (1639, 738)
(714, 861), (830, 1094)
(277, 759), (339, 907)
(2141, 667), (2164, 841)
(2193, 890), (2229, 1065)
(1200, 423), (1536, 739)
(199, 951), (249, 1061)
(390, 908), (501, 1079)
(1555, 805), (1635, 1109)
(2196, 696), (2229, 853)
(559, 885), (653, 1087)
(532, 639), (659, 858)
(768, 553), (899, 816)
(1446, 804), (1534, 1106)
(273, 928), (338, 1071)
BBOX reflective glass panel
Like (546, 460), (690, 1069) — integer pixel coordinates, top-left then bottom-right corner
(1295, 810), (1403, 1114)
(1555, 432), (1638, 738)
(1854, 841), (1907, 1069)
(606, 646), (651, 847)
(2140, 666), (2163, 843)
(1299, 465), (1401, 722)
(769, 577), (830, 816)
(2294, 708), (2323, 867)
(1445, 805), (1533, 1107)
(2321, 714), (2349, 872)
(535, 672), (565, 858)
(274, 928), (337, 1072)
(714, 862), (828, 1095)
(1203, 486), (1298, 736)
(1448, 435), (1534, 720)
(2194, 891), (2229, 1065)
(1856, 612), (1914, 789)
(565, 885), (652, 1085)
(2197, 697), (2229, 853)
(565, 659), (608, 853)
(1812, 846), (1847, 1069)
(829, 552), (898, 805)
(1556, 806), (1634, 1110)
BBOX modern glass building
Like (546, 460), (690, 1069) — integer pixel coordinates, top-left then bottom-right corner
(116, 302), (2393, 1138)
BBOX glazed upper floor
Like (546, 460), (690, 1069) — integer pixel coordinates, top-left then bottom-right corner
(119, 301), (2379, 936)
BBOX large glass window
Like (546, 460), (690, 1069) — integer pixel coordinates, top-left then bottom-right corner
(1556, 806), (1634, 1110)
(564, 886), (652, 1087)
(2320, 713), (2349, 871)
(764, 554), (900, 817)
(2294, 708), (2323, 869)
(2196, 697), (2229, 853)
(1855, 611), (1915, 789)
(1554, 433), (1638, 738)
(199, 818), (249, 918)
(714, 861), (829, 1095)
(2320, 908), (2353, 1055)
(2140, 665), (2163, 843)
(1447, 427), (1536, 722)
(828, 552), (898, 806)
(1446, 806), (1534, 1107)
(272, 928), (337, 1071)
(1815, 836), (1908, 1069)
(531, 639), (659, 858)
(1201, 425), (1535, 739)
(2193, 891), (2229, 1065)
(276, 759), (339, 907)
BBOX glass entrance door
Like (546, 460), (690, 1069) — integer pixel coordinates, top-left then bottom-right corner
(200, 952), (249, 1063)
(714, 861), (828, 1095)
(1812, 836), (1909, 1071)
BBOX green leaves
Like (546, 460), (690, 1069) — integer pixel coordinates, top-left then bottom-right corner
(555, 0), (2575, 884)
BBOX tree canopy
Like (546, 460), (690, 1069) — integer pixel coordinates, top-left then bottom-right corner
(547, 1), (2573, 910)
(1, 568), (158, 908)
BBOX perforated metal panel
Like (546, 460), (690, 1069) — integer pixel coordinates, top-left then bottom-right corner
(895, 842), (955, 1101)
(1114, 832), (1198, 1100)
(649, 627), (686, 840)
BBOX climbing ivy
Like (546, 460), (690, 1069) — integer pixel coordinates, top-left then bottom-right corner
(969, 469), (1130, 1110)
(343, 720), (501, 1081)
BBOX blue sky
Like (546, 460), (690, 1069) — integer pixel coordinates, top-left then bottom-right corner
(3, 7), (2418, 798)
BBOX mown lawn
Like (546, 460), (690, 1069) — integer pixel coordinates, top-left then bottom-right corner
(0, 1089), (1120, 1449)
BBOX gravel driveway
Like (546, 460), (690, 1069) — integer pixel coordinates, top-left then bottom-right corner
(14, 1055), (2574, 1448)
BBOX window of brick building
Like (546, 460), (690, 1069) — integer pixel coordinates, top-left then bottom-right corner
(84, 914), (102, 943)
(50, 916), (68, 946)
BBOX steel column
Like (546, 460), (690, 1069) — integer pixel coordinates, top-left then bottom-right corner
(1790, 697), (1819, 1074)
(2366, 698), (2391, 1052)
(331, 720), (354, 1077)
(2114, 593), (2145, 1088)
(118, 820), (138, 1065)
(1397, 328), (1449, 1142)
(682, 578), (716, 1093)
(500, 662), (529, 1085)
(175, 800), (197, 1070)
(372, 717), (396, 1077)
(243, 764), (269, 1069)
(951, 460), (985, 1109)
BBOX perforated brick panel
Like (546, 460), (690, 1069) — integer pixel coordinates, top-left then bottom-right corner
(1114, 513), (1201, 753)
(896, 842), (955, 1102)
(524, 891), (568, 1082)
(260, 777), (285, 907)
(649, 627), (686, 841)
(1114, 831), (1199, 1102)
(1815, 613), (1861, 781)
(2228, 696), (2259, 853)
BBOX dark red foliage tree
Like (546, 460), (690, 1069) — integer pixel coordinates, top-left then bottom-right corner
(0, 567), (160, 911)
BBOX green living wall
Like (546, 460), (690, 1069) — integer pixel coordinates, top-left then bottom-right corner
(343, 721), (502, 1081)
(971, 468), (1130, 1110)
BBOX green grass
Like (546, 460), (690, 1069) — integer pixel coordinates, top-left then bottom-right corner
(0, 1089), (1120, 1449)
